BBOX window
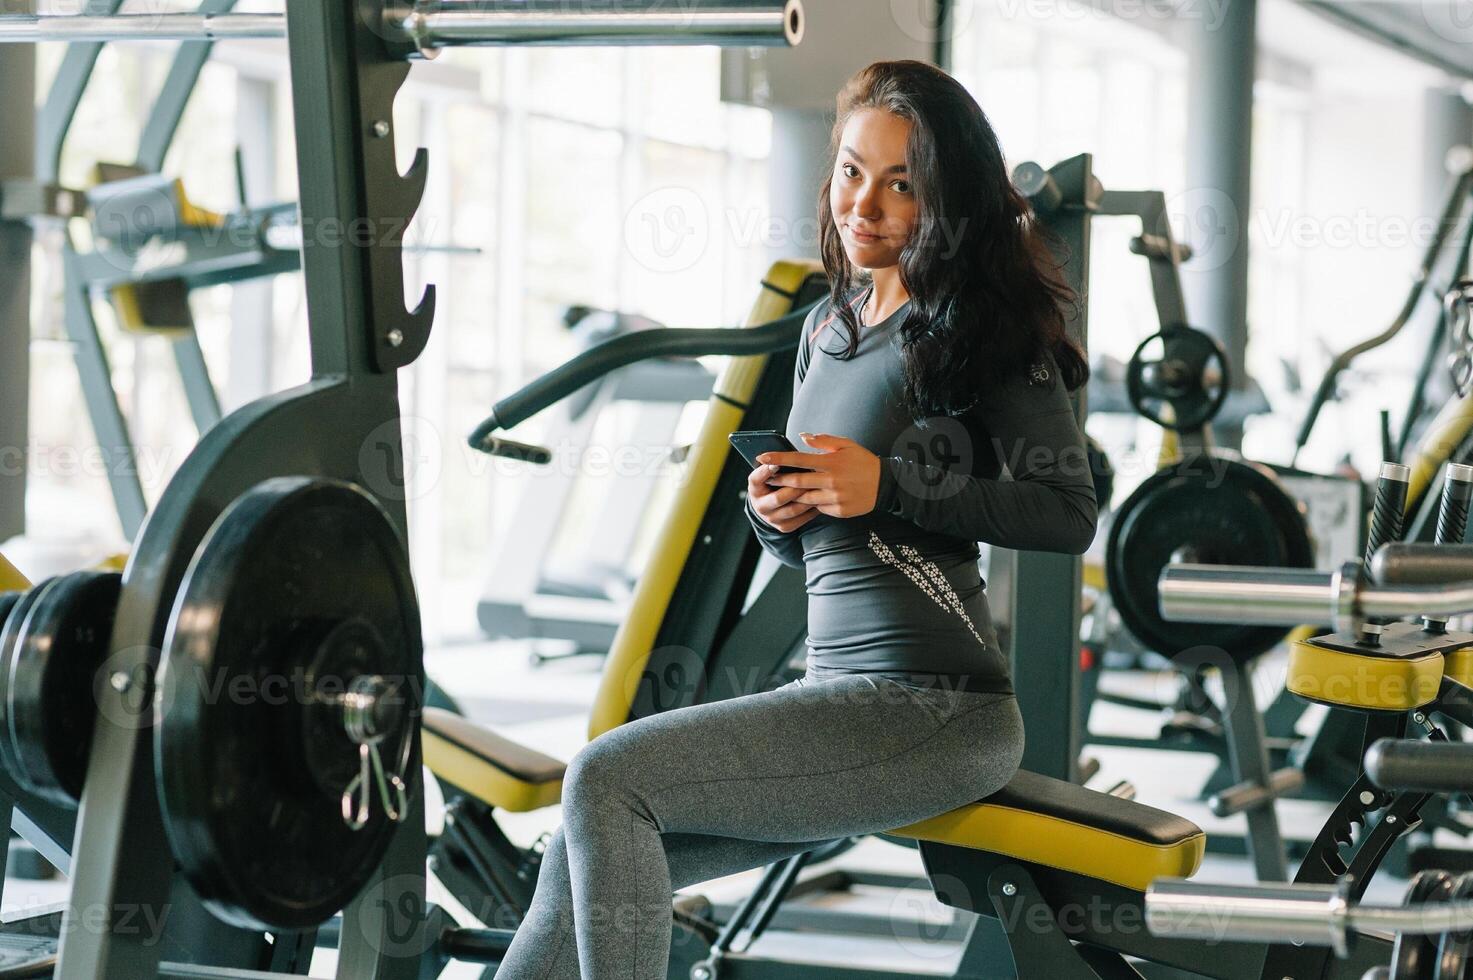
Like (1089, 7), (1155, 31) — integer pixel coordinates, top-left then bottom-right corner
(948, 0), (1433, 488)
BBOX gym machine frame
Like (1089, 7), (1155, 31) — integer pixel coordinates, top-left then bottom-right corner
(0, 2), (803, 978)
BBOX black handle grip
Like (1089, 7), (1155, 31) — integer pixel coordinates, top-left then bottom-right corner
(1366, 738), (1473, 794)
(468, 304), (815, 451)
(471, 436), (553, 465)
(1435, 463), (1473, 547)
(1364, 463), (1410, 566)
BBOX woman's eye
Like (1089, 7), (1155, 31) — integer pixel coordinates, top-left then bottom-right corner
(892, 179), (912, 194)
(842, 163), (859, 178)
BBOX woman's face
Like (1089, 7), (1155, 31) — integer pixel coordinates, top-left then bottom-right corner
(829, 108), (918, 271)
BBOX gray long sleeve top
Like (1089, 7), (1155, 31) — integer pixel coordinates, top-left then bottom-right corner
(743, 294), (1097, 691)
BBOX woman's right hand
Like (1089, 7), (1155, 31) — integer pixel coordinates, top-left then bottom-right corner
(747, 464), (820, 533)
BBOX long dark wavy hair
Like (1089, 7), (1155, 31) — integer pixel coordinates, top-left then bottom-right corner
(817, 60), (1088, 421)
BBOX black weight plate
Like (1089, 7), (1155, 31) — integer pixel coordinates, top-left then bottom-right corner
(1395, 871), (1457, 980)
(1126, 326), (1230, 432)
(0, 580), (54, 793)
(1435, 872), (1473, 979)
(5, 571), (121, 806)
(156, 477), (422, 932)
(0, 593), (22, 627)
(1106, 456), (1313, 661)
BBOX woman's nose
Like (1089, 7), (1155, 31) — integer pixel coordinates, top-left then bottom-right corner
(853, 182), (882, 218)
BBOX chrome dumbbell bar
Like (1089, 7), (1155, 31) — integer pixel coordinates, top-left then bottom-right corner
(0, 0), (804, 52)
(1157, 560), (1473, 634)
(1146, 878), (1473, 957)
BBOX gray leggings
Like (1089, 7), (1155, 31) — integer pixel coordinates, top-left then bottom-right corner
(493, 671), (1025, 980)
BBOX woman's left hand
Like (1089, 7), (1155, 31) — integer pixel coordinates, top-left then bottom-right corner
(758, 433), (881, 518)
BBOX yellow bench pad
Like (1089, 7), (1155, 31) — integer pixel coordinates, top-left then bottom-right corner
(422, 708), (564, 813)
(1287, 638), (1443, 710)
(890, 770), (1206, 892)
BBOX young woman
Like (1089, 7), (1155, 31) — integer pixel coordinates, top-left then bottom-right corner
(496, 59), (1097, 979)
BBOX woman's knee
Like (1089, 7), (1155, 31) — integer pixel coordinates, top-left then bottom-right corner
(562, 733), (637, 808)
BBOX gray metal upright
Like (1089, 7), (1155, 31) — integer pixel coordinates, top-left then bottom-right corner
(1422, 87), (1473, 218)
(767, 107), (833, 265)
(0, 25), (34, 542)
(1180, 0), (1257, 451)
(997, 154), (1096, 783)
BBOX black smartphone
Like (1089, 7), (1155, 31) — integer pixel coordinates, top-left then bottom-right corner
(728, 430), (811, 479)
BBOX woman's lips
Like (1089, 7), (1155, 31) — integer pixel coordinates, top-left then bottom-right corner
(850, 227), (882, 243)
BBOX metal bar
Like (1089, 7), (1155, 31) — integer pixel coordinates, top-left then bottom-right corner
(1158, 564), (1349, 627)
(1147, 879), (1350, 951)
(0, 1), (802, 48)
(436, 927), (514, 963)
(1366, 737), (1473, 793)
(1148, 877), (1473, 948)
(0, 12), (281, 42)
(62, 250), (150, 540)
(741, 849), (811, 946)
(1218, 662), (1289, 881)
(710, 858), (790, 954)
(1160, 561), (1473, 625)
(170, 332), (224, 436)
(1373, 541), (1473, 585)
(406, 0), (797, 43)
(401, 0), (801, 48)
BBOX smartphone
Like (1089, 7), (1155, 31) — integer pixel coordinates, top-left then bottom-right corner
(728, 430), (811, 480)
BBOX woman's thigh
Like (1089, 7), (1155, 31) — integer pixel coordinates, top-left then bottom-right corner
(566, 673), (1024, 845)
